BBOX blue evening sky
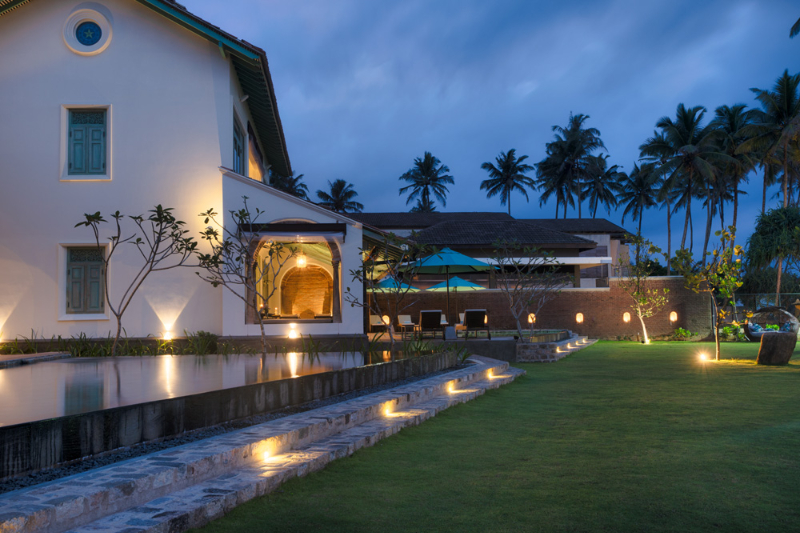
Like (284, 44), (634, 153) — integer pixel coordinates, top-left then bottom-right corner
(186, 0), (799, 253)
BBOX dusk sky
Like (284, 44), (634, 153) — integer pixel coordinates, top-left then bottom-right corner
(188, 0), (799, 253)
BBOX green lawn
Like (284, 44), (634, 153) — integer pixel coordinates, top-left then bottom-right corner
(199, 342), (800, 532)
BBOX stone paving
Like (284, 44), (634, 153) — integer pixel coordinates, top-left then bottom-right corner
(0, 356), (523, 533)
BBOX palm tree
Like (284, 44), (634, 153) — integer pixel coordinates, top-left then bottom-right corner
(739, 70), (800, 209)
(645, 104), (733, 263)
(536, 139), (575, 218)
(410, 198), (437, 212)
(791, 17), (800, 37)
(315, 179), (364, 213)
(640, 130), (677, 273)
(479, 149), (535, 215)
(398, 152), (454, 208)
(582, 154), (623, 218)
(269, 171), (309, 200)
(710, 104), (756, 248)
(618, 163), (658, 237)
(536, 113), (606, 218)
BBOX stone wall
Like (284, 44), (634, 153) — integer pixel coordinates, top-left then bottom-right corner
(373, 277), (711, 339)
(281, 266), (333, 318)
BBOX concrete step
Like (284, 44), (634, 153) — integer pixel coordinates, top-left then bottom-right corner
(0, 357), (523, 533)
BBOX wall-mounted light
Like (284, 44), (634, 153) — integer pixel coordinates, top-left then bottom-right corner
(381, 315), (390, 325)
(163, 330), (173, 341)
(528, 313), (536, 324)
(623, 312), (631, 323)
(576, 313), (584, 324)
(484, 314), (488, 324)
(670, 311), (678, 322)
(296, 254), (307, 268)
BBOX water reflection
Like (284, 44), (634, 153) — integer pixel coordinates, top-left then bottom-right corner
(0, 352), (364, 426)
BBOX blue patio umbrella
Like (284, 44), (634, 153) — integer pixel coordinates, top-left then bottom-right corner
(405, 248), (493, 321)
(426, 276), (485, 320)
(366, 277), (420, 292)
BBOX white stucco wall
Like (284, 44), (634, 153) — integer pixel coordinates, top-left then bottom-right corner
(0, 0), (347, 340)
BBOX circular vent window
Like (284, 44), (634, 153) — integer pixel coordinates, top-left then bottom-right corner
(75, 21), (102, 46)
(63, 9), (112, 55)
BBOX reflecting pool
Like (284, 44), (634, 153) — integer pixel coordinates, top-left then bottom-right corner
(0, 352), (367, 427)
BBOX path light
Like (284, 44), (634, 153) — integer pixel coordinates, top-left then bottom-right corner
(670, 311), (678, 323)
(623, 312), (631, 323)
(163, 329), (173, 341)
(576, 313), (584, 324)
(699, 352), (708, 362)
(288, 323), (300, 339)
(528, 313), (536, 324)
(448, 382), (456, 394)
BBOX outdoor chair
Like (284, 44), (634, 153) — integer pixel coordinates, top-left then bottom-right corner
(397, 315), (416, 338)
(463, 309), (491, 340)
(455, 313), (466, 335)
(369, 314), (388, 333)
(419, 310), (445, 339)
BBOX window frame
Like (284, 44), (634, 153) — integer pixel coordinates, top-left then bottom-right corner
(60, 104), (112, 182)
(58, 243), (111, 322)
(233, 115), (245, 175)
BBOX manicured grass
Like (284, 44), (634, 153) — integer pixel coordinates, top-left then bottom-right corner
(199, 342), (800, 532)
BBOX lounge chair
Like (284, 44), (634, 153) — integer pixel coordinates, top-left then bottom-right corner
(369, 314), (388, 333)
(397, 315), (416, 338)
(455, 313), (466, 335)
(463, 309), (491, 340)
(419, 310), (445, 338)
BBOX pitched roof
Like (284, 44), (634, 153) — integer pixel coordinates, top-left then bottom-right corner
(414, 220), (596, 249)
(0, 0), (292, 176)
(348, 212), (514, 229)
(520, 218), (630, 236)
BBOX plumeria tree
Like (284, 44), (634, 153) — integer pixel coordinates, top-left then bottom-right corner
(196, 196), (296, 356)
(490, 239), (567, 339)
(674, 227), (744, 361)
(613, 234), (669, 344)
(76, 206), (197, 356)
(343, 234), (433, 345)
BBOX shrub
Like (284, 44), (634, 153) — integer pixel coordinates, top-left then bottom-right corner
(671, 327), (697, 341)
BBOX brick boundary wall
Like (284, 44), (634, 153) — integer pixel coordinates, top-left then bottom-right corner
(373, 277), (712, 340)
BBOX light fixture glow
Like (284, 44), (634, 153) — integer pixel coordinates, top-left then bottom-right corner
(484, 315), (488, 324)
(623, 312), (631, 323)
(670, 311), (678, 322)
(288, 322), (299, 339)
(296, 254), (307, 268)
(381, 315), (390, 325)
(576, 312), (584, 324)
(699, 353), (707, 361)
(163, 330), (173, 341)
(528, 313), (536, 324)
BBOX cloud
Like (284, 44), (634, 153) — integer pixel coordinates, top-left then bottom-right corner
(184, 0), (799, 251)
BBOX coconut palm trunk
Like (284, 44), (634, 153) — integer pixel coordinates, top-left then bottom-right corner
(702, 186), (713, 266)
(666, 200), (672, 274)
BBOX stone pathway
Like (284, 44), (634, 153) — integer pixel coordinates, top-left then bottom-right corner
(0, 352), (71, 369)
(0, 356), (523, 533)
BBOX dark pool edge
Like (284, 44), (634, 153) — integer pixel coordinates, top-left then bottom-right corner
(0, 351), (460, 481)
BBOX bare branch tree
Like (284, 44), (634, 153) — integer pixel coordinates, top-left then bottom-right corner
(75, 205), (198, 355)
(195, 196), (296, 355)
(344, 234), (433, 344)
(491, 239), (568, 339)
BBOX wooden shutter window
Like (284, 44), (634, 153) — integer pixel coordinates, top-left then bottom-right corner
(233, 119), (244, 175)
(66, 247), (105, 314)
(68, 110), (106, 175)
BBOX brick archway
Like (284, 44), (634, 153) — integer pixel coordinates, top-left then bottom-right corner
(280, 266), (333, 318)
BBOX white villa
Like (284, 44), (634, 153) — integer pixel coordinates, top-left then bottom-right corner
(0, 0), (370, 341)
